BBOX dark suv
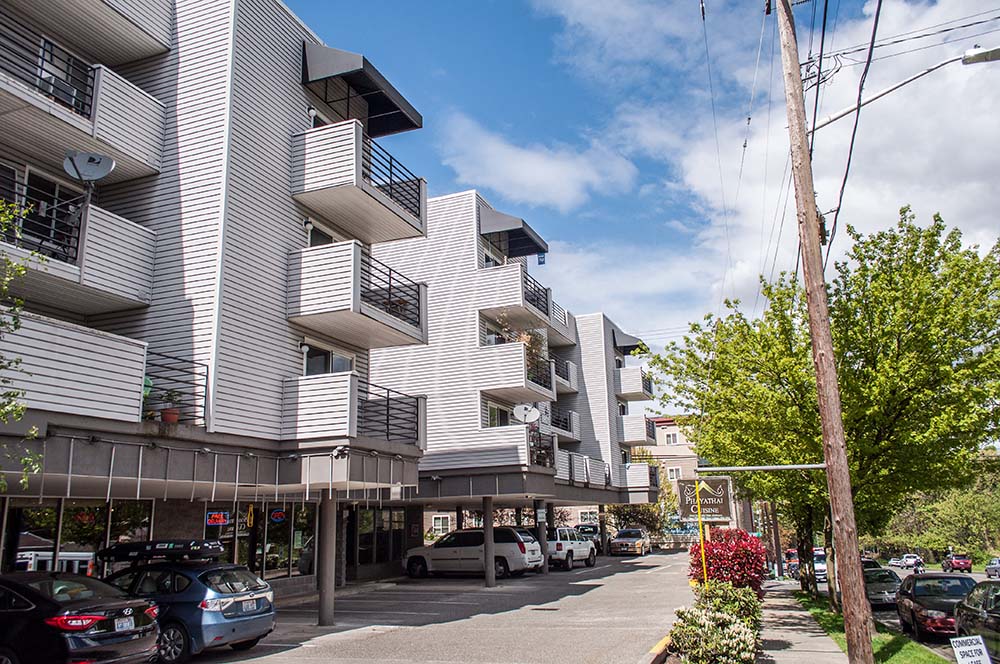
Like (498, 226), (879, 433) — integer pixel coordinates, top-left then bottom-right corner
(575, 524), (603, 554)
(101, 540), (275, 663)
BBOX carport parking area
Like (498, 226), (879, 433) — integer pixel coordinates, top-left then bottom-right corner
(198, 550), (691, 663)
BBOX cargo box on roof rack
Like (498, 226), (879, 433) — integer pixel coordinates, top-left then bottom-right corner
(98, 539), (225, 563)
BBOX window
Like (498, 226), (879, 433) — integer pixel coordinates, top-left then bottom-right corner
(487, 402), (512, 427)
(454, 531), (484, 547)
(663, 433), (678, 445)
(37, 39), (91, 115)
(620, 448), (630, 464)
(614, 355), (625, 369)
(308, 225), (333, 247)
(482, 233), (508, 268)
(431, 515), (451, 536)
(136, 569), (174, 595)
(618, 402), (628, 416)
(494, 529), (517, 544)
(304, 345), (353, 376)
(965, 585), (988, 609)
(0, 587), (32, 611)
(484, 319), (508, 346)
(667, 467), (682, 481)
(578, 510), (598, 524)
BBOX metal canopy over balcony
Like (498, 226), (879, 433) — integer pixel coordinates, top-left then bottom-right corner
(302, 42), (421, 138)
(613, 329), (644, 355)
(479, 207), (548, 258)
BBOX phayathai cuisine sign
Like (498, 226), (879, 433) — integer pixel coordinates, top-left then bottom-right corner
(677, 478), (734, 522)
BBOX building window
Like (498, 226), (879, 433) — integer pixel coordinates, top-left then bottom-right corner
(482, 233), (508, 268)
(487, 402), (512, 427)
(308, 225), (333, 247)
(663, 433), (678, 445)
(304, 345), (353, 376)
(620, 448), (629, 464)
(667, 467), (682, 481)
(37, 39), (91, 116)
(431, 515), (451, 536)
(578, 510), (598, 524)
(614, 355), (625, 369)
(618, 402), (628, 416)
(484, 319), (508, 346)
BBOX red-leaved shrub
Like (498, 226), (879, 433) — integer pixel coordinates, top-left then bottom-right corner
(689, 528), (767, 594)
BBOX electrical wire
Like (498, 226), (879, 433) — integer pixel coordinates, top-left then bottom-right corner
(808, 0), (830, 155)
(733, 7), (771, 209)
(819, 10), (1000, 60)
(837, 25), (1000, 68)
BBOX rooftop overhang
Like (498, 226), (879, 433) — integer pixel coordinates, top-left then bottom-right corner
(302, 42), (422, 138)
(613, 329), (644, 355)
(479, 207), (549, 258)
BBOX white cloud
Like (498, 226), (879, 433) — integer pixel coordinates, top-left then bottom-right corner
(438, 112), (637, 213)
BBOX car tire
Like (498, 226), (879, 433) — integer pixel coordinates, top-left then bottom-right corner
(511, 569), (526, 577)
(159, 622), (192, 664)
(0, 648), (19, 664)
(230, 637), (262, 651)
(407, 557), (428, 579)
(563, 552), (574, 571)
(898, 609), (910, 633)
(912, 612), (925, 642)
(494, 557), (510, 580)
(586, 550), (596, 567)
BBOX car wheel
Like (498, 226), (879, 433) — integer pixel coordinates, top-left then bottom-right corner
(494, 557), (510, 580)
(407, 557), (428, 579)
(159, 622), (191, 664)
(0, 648), (19, 664)
(912, 612), (925, 642)
(563, 552), (574, 571)
(586, 550), (597, 567)
(898, 609), (911, 633)
(230, 637), (262, 651)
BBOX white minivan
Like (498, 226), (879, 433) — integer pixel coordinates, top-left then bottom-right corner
(404, 527), (543, 579)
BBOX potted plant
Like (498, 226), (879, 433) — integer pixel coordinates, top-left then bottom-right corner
(156, 389), (183, 424)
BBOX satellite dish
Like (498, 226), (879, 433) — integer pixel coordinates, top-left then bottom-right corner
(63, 150), (116, 183)
(513, 404), (540, 424)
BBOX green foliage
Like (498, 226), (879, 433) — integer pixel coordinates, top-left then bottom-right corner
(695, 581), (763, 634)
(646, 210), (1000, 536)
(668, 606), (757, 664)
(607, 466), (679, 534)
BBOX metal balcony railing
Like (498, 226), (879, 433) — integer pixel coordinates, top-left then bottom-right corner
(0, 8), (95, 118)
(645, 417), (656, 440)
(550, 407), (572, 433)
(641, 370), (654, 395)
(361, 134), (421, 219)
(143, 352), (209, 426)
(0, 169), (84, 264)
(528, 429), (554, 468)
(359, 248), (420, 328)
(523, 270), (549, 315)
(526, 352), (552, 390)
(649, 464), (660, 488)
(551, 300), (568, 326)
(356, 378), (420, 445)
(553, 358), (570, 381)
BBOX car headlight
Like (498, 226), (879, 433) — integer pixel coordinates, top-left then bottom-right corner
(920, 609), (947, 619)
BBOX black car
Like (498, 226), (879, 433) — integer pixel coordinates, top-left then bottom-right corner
(955, 580), (1000, 658)
(0, 572), (159, 664)
(897, 573), (977, 640)
(575, 524), (602, 554)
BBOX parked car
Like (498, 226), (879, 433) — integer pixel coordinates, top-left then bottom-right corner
(609, 528), (652, 556)
(986, 558), (1000, 579)
(896, 573), (977, 641)
(888, 558), (903, 568)
(404, 528), (542, 579)
(902, 553), (923, 569)
(547, 527), (596, 570)
(101, 540), (275, 663)
(861, 558), (882, 570)
(513, 528), (545, 572)
(943, 553), (973, 573)
(0, 572), (160, 664)
(863, 568), (901, 607)
(575, 524), (603, 554)
(814, 549), (828, 583)
(955, 579), (1000, 658)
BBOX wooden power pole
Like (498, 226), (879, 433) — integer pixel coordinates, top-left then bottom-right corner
(774, 1), (875, 662)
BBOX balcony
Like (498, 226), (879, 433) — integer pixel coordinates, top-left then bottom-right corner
(0, 10), (165, 183)
(477, 341), (555, 405)
(553, 357), (579, 394)
(547, 299), (577, 347)
(5, 0), (172, 65)
(142, 352), (210, 428)
(548, 406), (580, 442)
(555, 450), (611, 486)
(281, 372), (424, 447)
(622, 462), (656, 491)
(615, 366), (655, 401)
(291, 120), (426, 244)
(0, 312), (147, 422)
(287, 241), (426, 349)
(1, 174), (156, 314)
(478, 263), (552, 330)
(619, 414), (656, 446)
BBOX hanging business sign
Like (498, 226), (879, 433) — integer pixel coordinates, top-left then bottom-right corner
(677, 478), (734, 523)
(269, 508), (287, 524)
(206, 511), (230, 527)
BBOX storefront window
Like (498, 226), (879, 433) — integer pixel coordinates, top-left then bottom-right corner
(358, 509), (374, 566)
(59, 500), (106, 576)
(204, 503), (237, 563)
(290, 503), (315, 577)
(391, 509), (405, 561)
(263, 503), (291, 580)
(2, 499), (58, 573)
(375, 510), (391, 564)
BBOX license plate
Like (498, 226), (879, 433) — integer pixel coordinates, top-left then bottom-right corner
(115, 616), (134, 632)
(242, 599), (256, 612)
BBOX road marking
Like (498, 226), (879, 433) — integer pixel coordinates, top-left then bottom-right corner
(256, 643), (317, 648)
(574, 564), (611, 574)
(335, 599), (480, 605)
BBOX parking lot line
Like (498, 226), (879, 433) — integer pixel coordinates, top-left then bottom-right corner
(574, 564), (611, 574)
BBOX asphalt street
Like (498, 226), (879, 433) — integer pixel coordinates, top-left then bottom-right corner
(198, 550), (692, 664)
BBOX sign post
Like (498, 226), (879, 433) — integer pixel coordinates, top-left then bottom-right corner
(678, 477), (734, 585)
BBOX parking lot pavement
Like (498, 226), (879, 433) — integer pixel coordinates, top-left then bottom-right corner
(198, 550), (692, 664)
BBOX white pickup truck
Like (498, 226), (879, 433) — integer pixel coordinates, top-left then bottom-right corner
(546, 527), (596, 570)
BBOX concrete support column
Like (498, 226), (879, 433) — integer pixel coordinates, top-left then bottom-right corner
(515, 508), (523, 526)
(546, 503), (555, 529)
(456, 505), (464, 530)
(318, 493), (338, 626)
(52, 498), (65, 570)
(598, 504), (608, 555)
(534, 499), (548, 575)
(483, 496), (495, 588)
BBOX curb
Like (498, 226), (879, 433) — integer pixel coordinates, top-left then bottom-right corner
(636, 634), (672, 664)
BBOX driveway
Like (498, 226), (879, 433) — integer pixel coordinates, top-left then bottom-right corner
(199, 550), (692, 664)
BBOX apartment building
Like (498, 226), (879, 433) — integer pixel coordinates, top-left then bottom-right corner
(369, 191), (658, 547)
(0, 0), (430, 619)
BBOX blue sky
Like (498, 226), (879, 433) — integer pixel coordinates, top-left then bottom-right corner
(287, 1), (1000, 348)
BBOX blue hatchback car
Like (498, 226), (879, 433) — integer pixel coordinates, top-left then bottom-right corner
(101, 542), (275, 663)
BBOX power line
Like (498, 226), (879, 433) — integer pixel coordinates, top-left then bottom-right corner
(733, 7), (771, 210)
(837, 25), (1000, 68)
(808, 0), (830, 155)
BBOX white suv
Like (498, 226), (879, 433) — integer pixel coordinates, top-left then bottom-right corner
(547, 527), (597, 570)
(404, 528), (543, 579)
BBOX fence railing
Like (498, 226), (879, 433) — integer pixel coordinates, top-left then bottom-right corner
(0, 8), (95, 118)
(143, 351), (209, 426)
(642, 370), (654, 395)
(549, 407), (572, 433)
(356, 378), (420, 445)
(526, 352), (552, 390)
(0, 169), (85, 264)
(528, 429), (554, 467)
(649, 464), (660, 488)
(359, 248), (421, 328)
(522, 270), (549, 315)
(553, 358), (571, 381)
(645, 417), (656, 440)
(551, 300), (568, 326)
(360, 134), (421, 219)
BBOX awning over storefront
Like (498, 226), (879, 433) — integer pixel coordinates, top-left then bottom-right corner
(479, 207), (549, 257)
(613, 329), (644, 355)
(302, 42), (422, 138)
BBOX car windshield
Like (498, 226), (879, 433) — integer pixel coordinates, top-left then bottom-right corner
(815, 554), (827, 564)
(577, 525), (598, 534)
(617, 530), (642, 539)
(864, 570), (898, 584)
(199, 568), (267, 594)
(26, 576), (124, 602)
(953, 555), (970, 561)
(518, 531), (537, 543)
(914, 577), (976, 597)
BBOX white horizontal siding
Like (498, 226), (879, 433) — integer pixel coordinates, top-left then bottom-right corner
(286, 242), (356, 318)
(290, 121), (359, 194)
(93, 66), (166, 172)
(81, 205), (157, 304)
(1, 312), (146, 421)
(624, 463), (652, 489)
(619, 413), (651, 445)
(281, 372), (354, 440)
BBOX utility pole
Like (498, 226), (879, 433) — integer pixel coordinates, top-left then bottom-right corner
(775, 1), (874, 663)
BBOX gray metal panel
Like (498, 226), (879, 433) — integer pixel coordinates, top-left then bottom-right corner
(478, 206), (549, 256)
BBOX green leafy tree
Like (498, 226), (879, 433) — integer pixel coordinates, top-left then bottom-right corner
(608, 452), (680, 533)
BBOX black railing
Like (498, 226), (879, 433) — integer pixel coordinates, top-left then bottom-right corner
(356, 378), (420, 445)
(523, 270), (549, 315)
(551, 300), (568, 326)
(528, 429), (554, 468)
(0, 169), (84, 264)
(0, 8), (95, 118)
(553, 358), (570, 381)
(359, 249), (421, 328)
(526, 352), (552, 390)
(642, 370), (654, 395)
(144, 352), (209, 426)
(550, 407), (572, 433)
(649, 464), (660, 488)
(645, 417), (656, 440)
(361, 134), (421, 219)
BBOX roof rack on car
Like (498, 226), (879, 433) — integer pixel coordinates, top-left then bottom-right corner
(97, 540), (226, 563)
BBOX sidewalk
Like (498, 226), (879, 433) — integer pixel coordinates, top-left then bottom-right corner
(757, 581), (848, 663)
